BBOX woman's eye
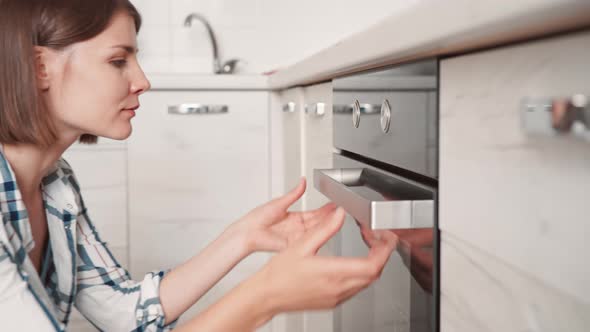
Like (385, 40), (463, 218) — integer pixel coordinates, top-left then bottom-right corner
(110, 59), (127, 68)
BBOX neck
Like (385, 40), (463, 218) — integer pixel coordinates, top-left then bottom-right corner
(2, 136), (77, 199)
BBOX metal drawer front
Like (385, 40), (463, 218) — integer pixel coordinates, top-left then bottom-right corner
(332, 59), (438, 178)
(314, 167), (433, 230)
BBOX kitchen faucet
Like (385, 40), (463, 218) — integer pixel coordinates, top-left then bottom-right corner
(183, 13), (241, 74)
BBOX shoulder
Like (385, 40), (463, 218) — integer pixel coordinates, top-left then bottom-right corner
(0, 148), (16, 215)
(42, 156), (86, 211)
(51, 157), (80, 189)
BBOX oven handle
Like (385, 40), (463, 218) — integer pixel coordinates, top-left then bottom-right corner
(313, 168), (433, 230)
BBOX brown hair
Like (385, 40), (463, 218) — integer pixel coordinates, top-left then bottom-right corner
(0, 0), (142, 146)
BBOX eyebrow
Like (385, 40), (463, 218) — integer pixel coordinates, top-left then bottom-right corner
(110, 45), (139, 54)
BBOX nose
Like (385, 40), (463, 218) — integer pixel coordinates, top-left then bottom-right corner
(130, 63), (151, 95)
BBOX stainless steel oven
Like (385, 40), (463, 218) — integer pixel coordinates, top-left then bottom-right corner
(314, 59), (438, 332)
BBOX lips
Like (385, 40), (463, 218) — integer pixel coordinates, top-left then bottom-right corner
(123, 105), (139, 111)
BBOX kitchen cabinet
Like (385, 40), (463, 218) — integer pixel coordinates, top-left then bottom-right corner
(127, 90), (272, 330)
(277, 87), (305, 211)
(272, 82), (335, 332)
(300, 82), (335, 332)
(62, 141), (128, 332)
(301, 82), (334, 212)
(439, 30), (590, 331)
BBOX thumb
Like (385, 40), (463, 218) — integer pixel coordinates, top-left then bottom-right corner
(296, 207), (345, 256)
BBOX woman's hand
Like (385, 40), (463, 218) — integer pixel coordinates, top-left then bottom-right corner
(252, 207), (398, 314)
(175, 202), (397, 332)
(228, 177), (338, 255)
(355, 219), (434, 293)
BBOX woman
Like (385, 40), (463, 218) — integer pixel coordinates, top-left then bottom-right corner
(0, 0), (396, 331)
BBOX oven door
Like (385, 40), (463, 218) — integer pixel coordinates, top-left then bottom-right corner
(314, 154), (437, 332)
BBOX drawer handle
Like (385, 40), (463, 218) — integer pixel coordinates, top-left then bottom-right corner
(282, 102), (296, 113)
(305, 103), (326, 117)
(333, 103), (381, 114)
(313, 168), (433, 230)
(168, 104), (229, 115)
(522, 94), (589, 138)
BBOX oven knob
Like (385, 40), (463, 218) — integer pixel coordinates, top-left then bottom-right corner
(380, 99), (391, 133)
(352, 100), (361, 128)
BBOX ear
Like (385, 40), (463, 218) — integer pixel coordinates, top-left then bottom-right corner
(34, 46), (51, 90)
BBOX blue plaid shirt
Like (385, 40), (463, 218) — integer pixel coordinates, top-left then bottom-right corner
(0, 148), (177, 331)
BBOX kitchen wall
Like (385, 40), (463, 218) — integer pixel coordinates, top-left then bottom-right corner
(131, 0), (421, 74)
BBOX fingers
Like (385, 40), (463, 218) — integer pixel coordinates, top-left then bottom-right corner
(295, 207), (345, 255)
(274, 177), (306, 210)
(300, 202), (337, 221)
(313, 239), (396, 279)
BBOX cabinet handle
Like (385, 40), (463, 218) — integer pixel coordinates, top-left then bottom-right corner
(333, 103), (381, 114)
(305, 103), (326, 117)
(313, 168), (433, 230)
(521, 94), (589, 138)
(282, 102), (296, 113)
(168, 104), (229, 115)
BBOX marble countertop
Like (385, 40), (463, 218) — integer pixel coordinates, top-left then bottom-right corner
(268, 0), (590, 89)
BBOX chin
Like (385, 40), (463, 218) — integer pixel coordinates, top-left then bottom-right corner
(103, 126), (133, 140)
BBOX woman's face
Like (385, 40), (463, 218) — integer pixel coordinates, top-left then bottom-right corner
(42, 11), (150, 142)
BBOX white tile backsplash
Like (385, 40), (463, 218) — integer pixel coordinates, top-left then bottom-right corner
(137, 26), (171, 57)
(132, 0), (420, 74)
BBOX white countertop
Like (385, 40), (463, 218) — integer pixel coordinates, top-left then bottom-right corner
(146, 0), (590, 91)
(268, 0), (590, 89)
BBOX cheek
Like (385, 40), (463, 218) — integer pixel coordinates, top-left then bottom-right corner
(53, 66), (130, 134)
(64, 67), (129, 113)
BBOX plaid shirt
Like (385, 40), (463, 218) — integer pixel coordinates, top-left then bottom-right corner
(0, 148), (177, 331)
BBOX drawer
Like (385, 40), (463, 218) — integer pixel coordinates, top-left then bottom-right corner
(127, 91), (270, 222)
(440, 30), (590, 308)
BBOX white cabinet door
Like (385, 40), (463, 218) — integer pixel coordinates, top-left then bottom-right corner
(127, 90), (271, 329)
(271, 82), (335, 332)
(301, 82), (335, 332)
(440, 31), (590, 331)
(277, 87), (305, 210)
(301, 82), (334, 211)
(269, 87), (307, 332)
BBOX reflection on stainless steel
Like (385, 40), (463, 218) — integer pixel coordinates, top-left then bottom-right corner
(327, 59), (438, 332)
(333, 59), (438, 178)
(333, 102), (381, 114)
(522, 95), (590, 140)
(314, 168), (433, 230)
(331, 151), (436, 332)
(394, 229), (434, 294)
(357, 226), (434, 294)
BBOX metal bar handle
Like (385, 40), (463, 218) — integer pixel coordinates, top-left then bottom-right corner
(333, 103), (381, 114)
(305, 103), (326, 117)
(168, 103), (229, 115)
(521, 94), (589, 139)
(282, 102), (296, 113)
(314, 168), (434, 230)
